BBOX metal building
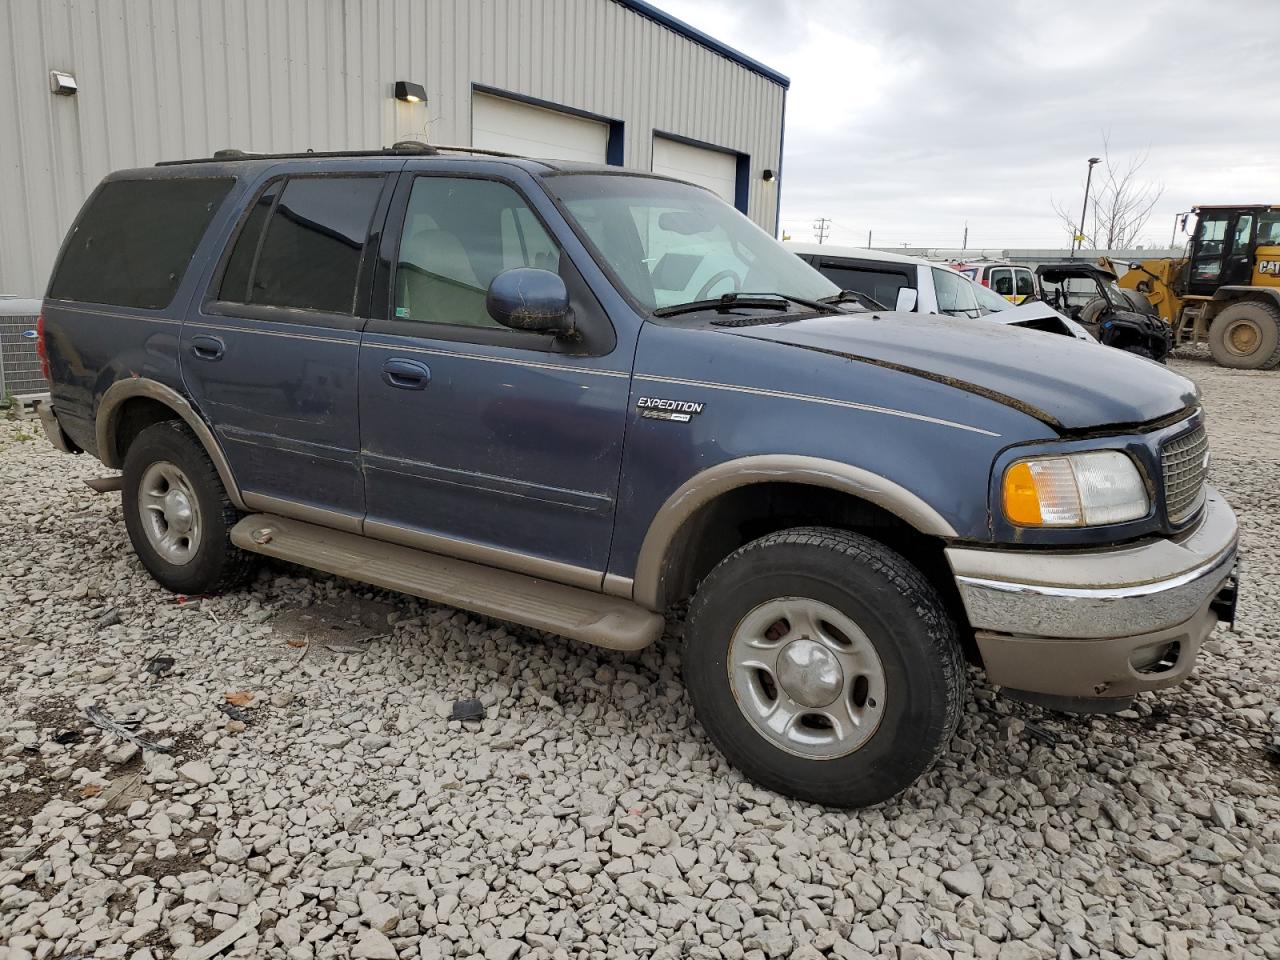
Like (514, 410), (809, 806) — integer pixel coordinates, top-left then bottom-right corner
(0, 0), (789, 298)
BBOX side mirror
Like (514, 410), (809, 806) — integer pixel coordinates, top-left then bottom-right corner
(895, 288), (918, 312)
(486, 268), (574, 335)
(1129, 261), (1142, 270)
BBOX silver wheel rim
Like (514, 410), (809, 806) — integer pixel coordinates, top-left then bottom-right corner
(138, 461), (202, 566)
(728, 597), (886, 760)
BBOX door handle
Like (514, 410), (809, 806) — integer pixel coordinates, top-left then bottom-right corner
(190, 335), (225, 361)
(382, 358), (431, 390)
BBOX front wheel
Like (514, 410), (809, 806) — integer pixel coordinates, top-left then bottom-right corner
(683, 527), (964, 808)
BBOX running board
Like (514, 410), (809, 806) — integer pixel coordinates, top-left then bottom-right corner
(230, 514), (663, 651)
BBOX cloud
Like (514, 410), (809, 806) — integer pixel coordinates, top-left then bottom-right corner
(657, 0), (1280, 249)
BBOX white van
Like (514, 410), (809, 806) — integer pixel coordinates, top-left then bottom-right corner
(784, 241), (1093, 340)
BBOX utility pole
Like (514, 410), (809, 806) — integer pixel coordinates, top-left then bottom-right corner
(962, 222), (968, 251)
(813, 218), (831, 244)
(866, 229), (872, 249)
(1071, 156), (1101, 258)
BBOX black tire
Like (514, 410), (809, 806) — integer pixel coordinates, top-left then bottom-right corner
(1124, 345), (1160, 362)
(1208, 300), (1280, 370)
(683, 527), (964, 808)
(1079, 297), (1107, 329)
(121, 420), (255, 595)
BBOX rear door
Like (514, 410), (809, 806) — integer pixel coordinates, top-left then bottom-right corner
(1014, 268), (1036, 304)
(356, 171), (630, 582)
(182, 165), (395, 527)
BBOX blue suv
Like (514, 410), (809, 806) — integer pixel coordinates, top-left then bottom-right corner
(38, 145), (1239, 807)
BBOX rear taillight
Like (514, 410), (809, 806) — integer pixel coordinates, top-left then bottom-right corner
(980, 278), (990, 287)
(36, 311), (50, 380)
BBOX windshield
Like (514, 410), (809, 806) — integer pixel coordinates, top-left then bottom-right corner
(972, 280), (1013, 313)
(547, 174), (838, 311)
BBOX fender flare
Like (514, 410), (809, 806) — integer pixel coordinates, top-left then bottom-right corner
(1211, 286), (1280, 308)
(96, 378), (247, 510)
(630, 454), (958, 610)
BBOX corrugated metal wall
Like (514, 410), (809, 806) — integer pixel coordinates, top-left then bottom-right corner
(0, 0), (785, 297)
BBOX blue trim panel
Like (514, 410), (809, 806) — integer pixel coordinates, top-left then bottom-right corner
(612, 0), (790, 89)
(734, 154), (750, 216)
(774, 89), (786, 237)
(607, 121), (625, 166)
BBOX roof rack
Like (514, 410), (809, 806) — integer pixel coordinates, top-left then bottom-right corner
(155, 142), (525, 167)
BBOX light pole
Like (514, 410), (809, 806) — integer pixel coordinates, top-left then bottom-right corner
(1072, 156), (1101, 258)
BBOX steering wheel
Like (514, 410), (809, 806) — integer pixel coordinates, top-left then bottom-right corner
(696, 270), (742, 300)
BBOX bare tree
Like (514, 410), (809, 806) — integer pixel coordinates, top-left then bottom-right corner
(1052, 138), (1165, 250)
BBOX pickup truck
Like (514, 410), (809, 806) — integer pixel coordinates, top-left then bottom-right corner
(37, 146), (1239, 807)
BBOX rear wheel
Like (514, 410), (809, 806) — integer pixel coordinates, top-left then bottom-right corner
(683, 527), (964, 808)
(1208, 300), (1280, 370)
(122, 421), (255, 595)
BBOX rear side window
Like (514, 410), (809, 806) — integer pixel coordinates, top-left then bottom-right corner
(816, 262), (912, 309)
(49, 177), (233, 309)
(1015, 269), (1034, 297)
(219, 176), (384, 315)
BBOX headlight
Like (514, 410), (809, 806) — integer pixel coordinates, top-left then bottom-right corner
(1002, 450), (1149, 527)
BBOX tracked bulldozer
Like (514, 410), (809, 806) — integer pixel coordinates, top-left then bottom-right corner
(1116, 204), (1280, 369)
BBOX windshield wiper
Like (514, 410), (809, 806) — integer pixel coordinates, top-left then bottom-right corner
(653, 291), (841, 318)
(819, 290), (883, 311)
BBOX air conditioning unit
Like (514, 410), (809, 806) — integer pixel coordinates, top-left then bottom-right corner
(0, 298), (48, 400)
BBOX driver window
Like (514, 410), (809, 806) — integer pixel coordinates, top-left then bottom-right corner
(395, 177), (559, 327)
(933, 267), (979, 317)
(1230, 215), (1253, 252)
(1192, 215), (1229, 281)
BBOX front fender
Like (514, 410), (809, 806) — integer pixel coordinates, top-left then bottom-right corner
(630, 455), (958, 610)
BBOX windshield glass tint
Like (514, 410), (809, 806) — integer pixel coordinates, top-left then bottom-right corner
(548, 175), (838, 311)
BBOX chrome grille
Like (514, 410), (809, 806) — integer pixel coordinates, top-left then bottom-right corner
(1161, 424), (1209, 523)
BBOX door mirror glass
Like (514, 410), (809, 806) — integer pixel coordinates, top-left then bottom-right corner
(486, 268), (574, 335)
(895, 287), (919, 311)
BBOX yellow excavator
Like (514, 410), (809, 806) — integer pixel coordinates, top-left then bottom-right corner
(1115, 204), (1280, 369)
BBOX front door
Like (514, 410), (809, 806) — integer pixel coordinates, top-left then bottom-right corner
(183, 168), (393, 525)
(357, 172), (631, 584)
(1187, 210), (1233, 296)
(1221, 213), (1255, 287)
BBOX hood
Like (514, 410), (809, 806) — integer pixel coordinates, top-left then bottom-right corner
(983, 301), (1096, 342)
(732, 311), (1196, 432)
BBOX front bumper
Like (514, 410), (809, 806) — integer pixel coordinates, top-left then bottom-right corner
(947, 487), (1238, 704)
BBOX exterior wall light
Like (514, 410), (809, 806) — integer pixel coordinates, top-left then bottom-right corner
(50, 70), (78, 96)
(394, 81), (427, 104)
(762, 169), (776, 182)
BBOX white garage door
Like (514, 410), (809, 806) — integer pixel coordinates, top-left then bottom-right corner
(471, 93), (608, 164)
(652, 137), (738, 205)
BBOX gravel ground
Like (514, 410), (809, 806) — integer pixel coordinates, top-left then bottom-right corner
(1, 352), (1278, 960)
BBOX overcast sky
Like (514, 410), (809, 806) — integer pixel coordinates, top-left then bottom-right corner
(658, 0), (1280, 251)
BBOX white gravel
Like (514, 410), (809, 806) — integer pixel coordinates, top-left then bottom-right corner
(1, 352), (1278, 960)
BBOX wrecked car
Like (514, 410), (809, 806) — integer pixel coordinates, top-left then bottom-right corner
(38, 147), (1237, 807)
(1035, 261), (1173, 361)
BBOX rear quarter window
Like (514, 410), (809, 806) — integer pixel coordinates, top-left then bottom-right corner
(49, 177), (234, 309)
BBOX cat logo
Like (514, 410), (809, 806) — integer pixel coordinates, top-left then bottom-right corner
(1259, 259), (1280, 276)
